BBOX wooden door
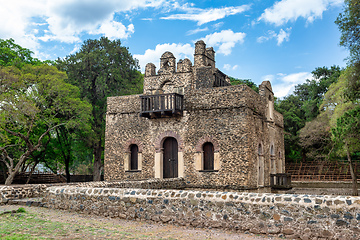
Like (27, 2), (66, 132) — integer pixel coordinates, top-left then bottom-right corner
(203, 142), (214, 170)
(163, 137), (178, 178)
(130, 144), (138, 170)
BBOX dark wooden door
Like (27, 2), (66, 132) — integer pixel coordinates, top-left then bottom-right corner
(163, 137), (178, 178)
(130, 144), (138, 170)
(203, 142), (214, 170)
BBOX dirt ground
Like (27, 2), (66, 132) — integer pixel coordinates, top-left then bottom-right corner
(0, 205), (282, 240)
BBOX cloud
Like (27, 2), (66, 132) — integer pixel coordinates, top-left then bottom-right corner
(263, 72), (313, 98)
(186, 27), (209, 36)
(258, 0), (342, 26)
(257, 28), (291, 46)
(223, 64), (238, 71)
(161, 5), (251, 25)
(201, 30), (246, 55)
(134, 43), (194, 72)
(0, 0), (168, 56)
(91, 22), (135, 39)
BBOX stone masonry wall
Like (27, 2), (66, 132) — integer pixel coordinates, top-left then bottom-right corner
(45, 186), (360, 239)
(105, 83), (284, 189)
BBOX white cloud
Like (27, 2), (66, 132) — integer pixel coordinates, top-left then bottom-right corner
(224, 64), (238, 71)
(161, 5), (251, 25)
(91, 22), (135, 39)
(264, 72), (313, 98)
(201, 30), (246, 55)
(186, 27), (209, 36)
(257, 28), (291, 46)
(258, 0), (342, 26)
(0, 0), (168, 56)
(134, 43), (194, 72)
(223, 64), (231, 70)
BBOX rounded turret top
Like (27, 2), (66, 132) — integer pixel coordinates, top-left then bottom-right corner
(161, 51), (175, 59)
(195, 40), (205, 45)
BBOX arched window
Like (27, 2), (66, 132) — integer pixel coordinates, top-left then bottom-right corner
(270, 145), (276, 174)
(258, 143), (264, 186)
(203, 142), (214, 170)
(270, 145), (275, 155)
(130, 144), (138, 170)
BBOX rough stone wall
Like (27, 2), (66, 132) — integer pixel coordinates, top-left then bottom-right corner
(0, 185), (49, 203)
(105, 84), (284, 189)
(45, 186), (360, 239)
(105, 40), (285, 190)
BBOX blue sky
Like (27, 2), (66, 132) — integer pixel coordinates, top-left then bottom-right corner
(0, 0), (348, 98)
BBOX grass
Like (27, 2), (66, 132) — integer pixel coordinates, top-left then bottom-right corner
(0, 207), (125, 240)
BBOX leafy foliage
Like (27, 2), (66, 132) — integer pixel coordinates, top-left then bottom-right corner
(229, 76), (259, 92)
(56, 37), (143, 180)
(0, 39), (42, 68)
(275, 66), (341, 162)
(335, 0), (360, 63)
(0, 64), (92, 184)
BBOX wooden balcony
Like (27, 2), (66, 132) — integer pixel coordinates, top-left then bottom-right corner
(270, 173), (292, 189)
(140, 93), (184, 118)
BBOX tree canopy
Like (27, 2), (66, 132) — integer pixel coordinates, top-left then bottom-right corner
(56, 37), (143, 181)
(0, 64), (91, 185)
(0, 38), (42, 68)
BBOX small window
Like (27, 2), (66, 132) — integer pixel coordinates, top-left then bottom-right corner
(203, 142), (214, 170)
(130, 144), (138, 170)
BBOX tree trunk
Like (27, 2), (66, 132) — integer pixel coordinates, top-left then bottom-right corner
(93, 142), (102, 181)
(26, 161), (39, 184)
(5, 171), (15, 185)
(65, 156), (71, 183)
(347, 149), (358, 196)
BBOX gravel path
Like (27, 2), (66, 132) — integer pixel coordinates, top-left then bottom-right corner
(0, 205), (281, 240)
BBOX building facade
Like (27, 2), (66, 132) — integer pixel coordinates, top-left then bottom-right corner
(104, 40), (285, 189)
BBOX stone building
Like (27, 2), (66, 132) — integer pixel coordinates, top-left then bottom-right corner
(105, 40), (285, 189)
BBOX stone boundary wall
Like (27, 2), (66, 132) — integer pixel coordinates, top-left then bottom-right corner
(0, 179), (185, 203)
(45, 186), (360, 239)
(0, 185), (48, 203)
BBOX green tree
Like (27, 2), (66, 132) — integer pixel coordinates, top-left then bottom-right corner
(57, 37), (143, 181)
(336, 0), (360, 102)
(0, 65), (91, 185)
(275, 66), (341, 162)
(332, 107), (360, 196)
(335, 0), (360, 63)
(0, 38), (42, 68)
(229, 76), (259, 92)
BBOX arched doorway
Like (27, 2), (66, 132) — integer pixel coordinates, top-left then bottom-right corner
(163, 137), (178, 178)
(203, 142), (214, 170)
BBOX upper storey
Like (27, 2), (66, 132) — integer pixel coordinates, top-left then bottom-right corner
(143, 41), (231, 95)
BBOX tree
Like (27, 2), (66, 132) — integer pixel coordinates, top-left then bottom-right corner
(336, 0), (360, 102)
(229, 77), (259, 92)
(332, 107), (360, 196)
(0, 65), (91, 185)
(275, 66), (341, 162)
(0, 38), (42, 68)
(57, 37), (143, 181)
(335, 0), (360, 63)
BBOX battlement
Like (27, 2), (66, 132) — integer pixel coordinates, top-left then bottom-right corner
(143, 41), (231, 94)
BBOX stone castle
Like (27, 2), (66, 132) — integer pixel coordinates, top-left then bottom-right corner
(104, 40), (285, 189)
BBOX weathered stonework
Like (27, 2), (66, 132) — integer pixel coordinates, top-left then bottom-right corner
(45, 185), (360, 239)
(105, 41), (285, 189)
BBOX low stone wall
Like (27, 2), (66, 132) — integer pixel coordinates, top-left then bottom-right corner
(76, 178), (186, 189)
(0, 179), (185, 204)
(45, 186), (360, 239)
(0, 185), (48, 203)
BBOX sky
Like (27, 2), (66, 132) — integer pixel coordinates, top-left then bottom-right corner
(0, 0), (348, 98)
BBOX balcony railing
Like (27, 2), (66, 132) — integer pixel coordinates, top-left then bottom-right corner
(270, 173), (292, 189)
(140, 93), (184, 118)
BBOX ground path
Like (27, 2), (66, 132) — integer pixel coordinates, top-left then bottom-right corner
(0, 204), (281, 239)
